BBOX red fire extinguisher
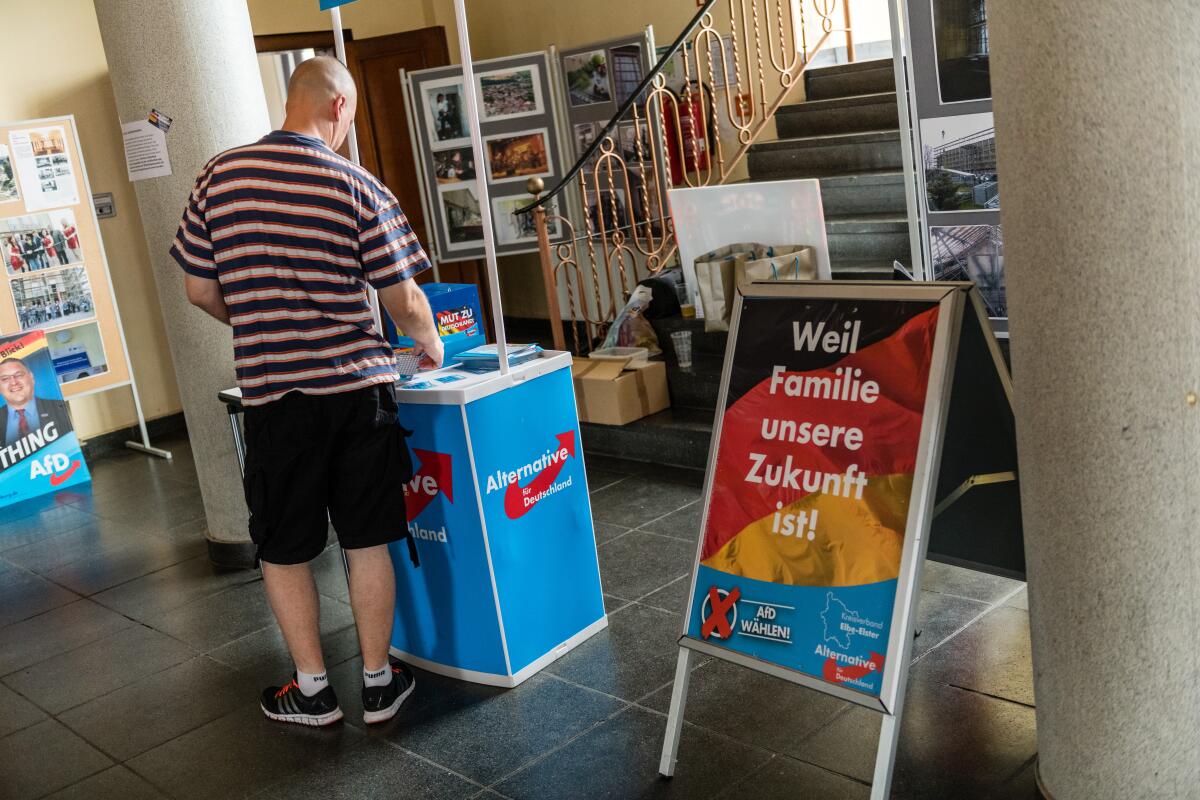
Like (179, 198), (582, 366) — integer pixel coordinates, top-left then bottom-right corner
(662, 81), (716, 185)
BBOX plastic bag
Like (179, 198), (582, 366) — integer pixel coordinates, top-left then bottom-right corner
(601, 285), (662, 355)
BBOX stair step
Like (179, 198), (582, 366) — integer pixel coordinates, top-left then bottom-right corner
(826, 214), (910, 262)
(805, 59), (896, 101)
(830, 257), (905, 279)
(819, 171), (908, 216)
(581, 407), (714, 470)
(776, 92), (899, 138)
(747, 130), (903, 180)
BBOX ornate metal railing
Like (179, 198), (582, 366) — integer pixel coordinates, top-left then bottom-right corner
(525, 0), (855, 353)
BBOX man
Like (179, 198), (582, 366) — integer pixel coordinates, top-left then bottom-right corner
(171, 56), (443, 728)
(49, 225), (69, 266)
(61, 218), (81, 263)
(0, 357), (73, 452)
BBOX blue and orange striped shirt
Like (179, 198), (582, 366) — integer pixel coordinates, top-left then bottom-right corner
(170, 130), (430, 406)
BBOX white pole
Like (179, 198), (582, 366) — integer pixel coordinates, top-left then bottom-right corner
(329, 6), (384, 340)
(453, 0), (510, 375)
(329, 7), (361, 166)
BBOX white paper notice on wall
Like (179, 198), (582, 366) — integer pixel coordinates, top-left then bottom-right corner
(8, 126), (81, 212)
(121, 120), (172, 182)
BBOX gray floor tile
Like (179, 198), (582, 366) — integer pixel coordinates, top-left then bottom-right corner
(586, 467), (627, 494)
(641, 657), (847, 758)
(800, 679), (1037, 797)
(42, 765), (166, 800)
(715, 755), (870, 799)
(590, 477), (700, 528)
(640, 575), (692, 615)
(41, 535), (205, 596)
(0, 564), (81, 628)
(71, 485), (206, 531)
(207, 599), (356, 675)
(547, 603), (689, 701)
(0, 599), (133, 676)
(604, 594), (631, 613)
(0, 501), (98, 550)
(912, 606), (1035, 707)
(598, 531), (695, 601)
(3, 625), (195, 714)
(921, 561), (1023, 604)
(91, 554), (260, 621)
(1, 519), (155, 574)
(638, 499), (703, 542)
(59, 656), (246, 761)
(1004, 587), (1029, 610)
(0, 719), (112, 800)
(496, 705), (770, 800)
(140, 580), (282, 653)
(912, 590), (990, 658)
(127, 703), (365, 800)
(593, 521), (631, 545)
(380, 672), (626, 785)
(326, 656), (479, 726)
(0, 682), (46, 737)
(247, 737), (479, 800)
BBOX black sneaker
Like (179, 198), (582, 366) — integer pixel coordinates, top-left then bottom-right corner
(260, 674), (343, 727)
(362, 663), (416, 724)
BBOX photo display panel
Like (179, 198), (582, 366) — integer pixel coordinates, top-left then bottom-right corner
(0, 116), (131, 397)
(903, 0), (1006, 322)
(407, 52), (568, 263)
(559, 33), (668, 232)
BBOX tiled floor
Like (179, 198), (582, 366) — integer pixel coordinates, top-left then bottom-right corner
(0, 437), (1039, 799)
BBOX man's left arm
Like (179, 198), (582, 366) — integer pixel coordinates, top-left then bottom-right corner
(171, 163), (229, 326)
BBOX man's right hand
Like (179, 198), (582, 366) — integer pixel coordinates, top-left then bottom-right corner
(414, 335), (444, 370)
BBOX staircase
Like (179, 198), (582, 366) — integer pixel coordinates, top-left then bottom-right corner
(581, 59), (910, 469)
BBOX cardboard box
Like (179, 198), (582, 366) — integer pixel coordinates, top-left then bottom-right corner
(571, 357), (669, 425)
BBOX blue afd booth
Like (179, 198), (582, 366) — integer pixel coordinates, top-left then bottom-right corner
(390, 352), (606, 686)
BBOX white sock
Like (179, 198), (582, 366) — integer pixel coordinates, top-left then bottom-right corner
(296, 669), (328, 697)
(363, 663), (391, 688)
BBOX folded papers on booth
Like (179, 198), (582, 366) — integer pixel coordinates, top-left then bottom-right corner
(571, 356), (669, 425)
(452, 343), (544, 373)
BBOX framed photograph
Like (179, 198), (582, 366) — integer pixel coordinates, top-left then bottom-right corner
(931, 224), (1005, 317)
(920, 112), (998, 213)
(483, 128), (553, 185)
(432, 146), (477, 185)
(423, 77), (469, 148)
(608, 44), (645, 106)
(47, 321), (110, 385)
(477, 64), (544, 122)
(563, 49), (612, 106)
(0, 145), (18, 203)
(10, 265), (96, 332)
(617, 121), (650, 163)
(573, 122), (600, 168)
(438, 184), (484, 250)
(492, 195), (561, 246)
(585, 188), (629, 231)
(931, 0), (992, 104)
(2, 210), (84, 275)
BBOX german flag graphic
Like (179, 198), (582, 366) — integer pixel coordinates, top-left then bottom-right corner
(702, 300), (939, 587)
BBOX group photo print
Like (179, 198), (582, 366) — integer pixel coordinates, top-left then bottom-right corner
(432, 146), (477, 185)
(0, 145), (18, 203)
(10, 264), (96, 331)
(2, 210), (83, 275)
(424, 78), (468, 147)
(483, 129), (552, 184)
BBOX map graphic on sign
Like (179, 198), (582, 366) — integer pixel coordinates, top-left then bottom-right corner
(822, 592), (853, 649)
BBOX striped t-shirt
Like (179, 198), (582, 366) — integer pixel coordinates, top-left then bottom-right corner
(170, 130), (430, 406)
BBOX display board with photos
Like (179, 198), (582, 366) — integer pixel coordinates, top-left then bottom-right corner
(900, 0), (1006, 322)
(560, 33), (667, 232)
(0, 116), (130, 397)
(407, 52), (568, 263)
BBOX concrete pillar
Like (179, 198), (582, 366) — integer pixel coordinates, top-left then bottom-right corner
(990, 3), (1200, 798)
(94, 0), (271, 566)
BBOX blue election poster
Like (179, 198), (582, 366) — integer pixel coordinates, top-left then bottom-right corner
(0, 330), (90, 509)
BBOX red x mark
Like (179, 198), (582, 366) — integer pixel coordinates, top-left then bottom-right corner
(701, 586), (741, 639)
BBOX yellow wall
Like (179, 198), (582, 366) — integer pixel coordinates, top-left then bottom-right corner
(0, 0), (180, 440)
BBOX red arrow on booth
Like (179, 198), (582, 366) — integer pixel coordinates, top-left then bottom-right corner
(503, 431), (576, 519)
(822, 651), (885, 684)
(405, 449), (453, 520)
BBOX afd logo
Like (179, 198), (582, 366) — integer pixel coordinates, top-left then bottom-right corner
(403, 449), (453, 520)
(31, 453), (82, 486)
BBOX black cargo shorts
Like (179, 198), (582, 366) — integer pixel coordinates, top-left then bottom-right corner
(241, 384), (414, 565)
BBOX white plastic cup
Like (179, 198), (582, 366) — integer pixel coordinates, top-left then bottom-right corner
(671, 330), (693, 369)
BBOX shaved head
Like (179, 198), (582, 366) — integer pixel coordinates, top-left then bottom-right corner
(281, 56), (359, 151)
